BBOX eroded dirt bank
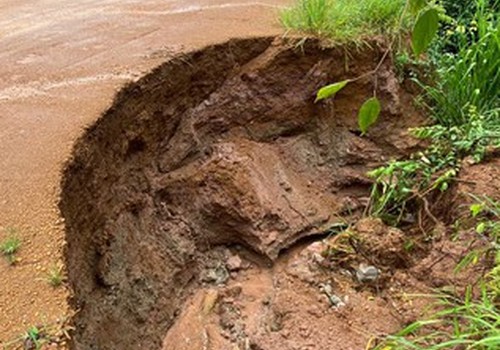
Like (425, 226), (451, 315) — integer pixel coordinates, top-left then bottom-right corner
(60, 37), (428, 349)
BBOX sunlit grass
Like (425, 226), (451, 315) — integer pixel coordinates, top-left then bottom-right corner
(281, 0), (408, 42)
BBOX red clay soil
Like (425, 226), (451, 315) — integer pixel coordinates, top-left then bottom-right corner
(2, 1), (499, 350)
(58, 34), (500, 350)
(60, 37), (428, 350)
(0, 0), (288, 347)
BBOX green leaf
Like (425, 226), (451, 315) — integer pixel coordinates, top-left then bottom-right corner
(358, 97), (381, 135)
(476, 222), (486, 234)
(409, 0), (427, 15)
(470, 203), (484, 217)
(440, 182), (448, 191)
(315, 80), (349, 102)
(412, 8), (439, 56)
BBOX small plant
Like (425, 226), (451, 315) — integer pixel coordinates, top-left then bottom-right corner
(373, 196), (499, 349)
(374, 285), (500, 349)
(46, 264), (65, 287)
(456, 196), (499, 277)
(24, 326), (42, 350)
(1, 228), (21, 265)
(312, 0), (443, 136)
(1, 318), (72, 349)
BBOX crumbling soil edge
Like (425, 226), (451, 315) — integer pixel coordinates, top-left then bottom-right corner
(59, 36), (426, 350)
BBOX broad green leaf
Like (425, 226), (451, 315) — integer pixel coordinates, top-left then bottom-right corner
(358, 97), (381, 134)
(315, 80), (349, 102)
(409, 0), (427, 14)
(412, 8), (439, 56)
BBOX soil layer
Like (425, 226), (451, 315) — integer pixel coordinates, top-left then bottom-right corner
(60, 37), (429, 350)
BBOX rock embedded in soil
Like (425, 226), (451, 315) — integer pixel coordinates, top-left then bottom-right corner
(60, 37), (425, 350)
(355, 263), (380, 283)
(226, 254), (243, 271)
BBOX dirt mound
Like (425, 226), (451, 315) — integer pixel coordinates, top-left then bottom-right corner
(60, 37), (425, 350)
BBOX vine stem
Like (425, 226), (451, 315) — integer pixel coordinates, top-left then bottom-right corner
(346, 0), (411, 85)
(348, 46), (392, 84)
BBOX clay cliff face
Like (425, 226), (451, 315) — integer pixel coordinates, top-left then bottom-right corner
(60, 37), (423, 350)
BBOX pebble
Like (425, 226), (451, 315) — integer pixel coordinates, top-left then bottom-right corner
(226, 255), (242, 271)
(356, 263), (380, 283)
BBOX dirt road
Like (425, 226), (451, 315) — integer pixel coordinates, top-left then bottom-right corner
(0, 0), (287, 343)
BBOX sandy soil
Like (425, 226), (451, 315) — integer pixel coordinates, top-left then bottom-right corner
(0, 0), (289, 345)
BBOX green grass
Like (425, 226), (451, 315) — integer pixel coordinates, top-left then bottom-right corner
(46, 264), (64, 287)
(423, 1), (500, 127)
(374, 197), (499, 350)
(375, 286), (500, 349)
(368, 1), (500, 223)
(281, 0), (408, 42)
(1, 228), (21, 265)
(457, 196), (500, 294)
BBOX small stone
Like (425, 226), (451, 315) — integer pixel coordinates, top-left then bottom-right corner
(202, 289), (219, 315)
(226, 255), (242, 271)
(319, 283), (346, 308)
(356, 263), (380, 283)
(224, 285), (243, 298)
(202, 266), (229, 285)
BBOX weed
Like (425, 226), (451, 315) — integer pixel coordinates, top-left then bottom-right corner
(311, 0), (444, 136)
(422, 2), (500, 127)
(456, 196), (499, 282)
(368, 1), (500, 224)
(46, 264), (65, 287)
(374, 285), (500, 349)
(433, 0), (499, 55)
(281, 0), (408, 42)
(1, 228), (21, 265)
(372, 194), (499, 350)
(24, 326), (42, 350)
(1, 318), (73, 350)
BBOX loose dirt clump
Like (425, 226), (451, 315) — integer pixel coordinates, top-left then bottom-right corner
(60, 36), (430, 350)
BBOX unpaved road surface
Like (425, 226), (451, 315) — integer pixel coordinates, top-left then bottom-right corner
(0, 0), (287, 343)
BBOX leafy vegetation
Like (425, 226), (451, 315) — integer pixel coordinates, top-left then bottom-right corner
(369, 0), (499, 223)
(412, 7), (439, 55)
(370, 2), (500, 347)
(25, 326), (42, 350)
(456, 196), (500, 292)
(358, 97), (381, 134)
(305, 0), (445, 136)
(424, 3), (499, 127)
(281, 0), (408, 42)
(433, 0), (499, 55)
(1, 227), (21, 265)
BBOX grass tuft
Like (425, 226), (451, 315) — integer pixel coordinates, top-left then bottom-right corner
(1, 228), (21, 265)
(46, 264), (65, 287)
(281, 0), (408, 42)
(375, 286), (500, 350)
(423, 2), (500, 127)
